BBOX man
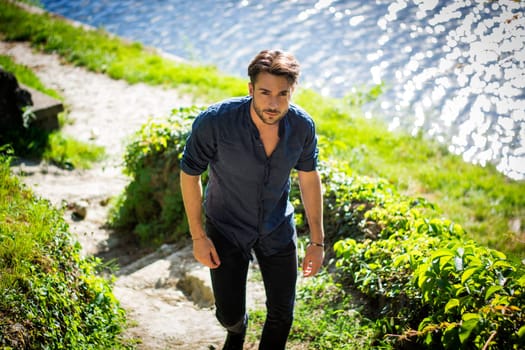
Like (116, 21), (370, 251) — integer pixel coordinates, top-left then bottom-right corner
(180, 49), (324, 350)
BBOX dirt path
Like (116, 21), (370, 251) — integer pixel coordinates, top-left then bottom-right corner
(1, 40), (265, 349)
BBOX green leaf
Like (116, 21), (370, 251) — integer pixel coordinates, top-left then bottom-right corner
(417, 266), (429, 288)
(492, 250), (507, 260)
(439, 255), (454, 268)
(461, 267), (479, 284)
(455, 286), (467, 297)
(445, 298), (460, 313)
(485, 285), (503, 300)
(492, 260), (514, 270)
(518, 274), (525, 287)
(518, 325), (525, 340)
(393, 254), (408, 268)
(467, 255), (483, 267)
(431, 249), (455, 259)
(462, 312), (480, 322)
(418, 316), (433, 331)
(459, 315), (479, 344)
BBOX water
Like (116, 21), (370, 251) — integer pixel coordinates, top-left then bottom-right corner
(39, 0), (525, 179)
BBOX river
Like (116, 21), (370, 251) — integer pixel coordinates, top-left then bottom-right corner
(39, 0), (525, 180)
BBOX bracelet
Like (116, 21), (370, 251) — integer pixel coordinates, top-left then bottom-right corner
(309, 241), (325, 248)
(192, 236), (207, 241)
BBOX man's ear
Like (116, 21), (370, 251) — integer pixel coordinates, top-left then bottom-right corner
(248, 82), (254, 96)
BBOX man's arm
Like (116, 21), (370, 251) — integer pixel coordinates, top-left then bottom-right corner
(297, 169), (325, 277)
(180, 170), (220, 268)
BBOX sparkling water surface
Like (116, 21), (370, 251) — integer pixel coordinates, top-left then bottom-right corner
(39, 0), (525, 179)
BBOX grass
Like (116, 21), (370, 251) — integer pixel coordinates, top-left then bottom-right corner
(0, 0), (522, 259)
(0, 154), (127, 348)
(44, 131), (105, 169)
(247, 272), (392, 350)
(0, 53), (61, 99)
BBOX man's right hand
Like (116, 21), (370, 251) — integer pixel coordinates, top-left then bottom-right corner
(192, 237), (221, 269)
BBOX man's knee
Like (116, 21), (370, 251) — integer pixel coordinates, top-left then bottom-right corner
(218, 313), (248, 334)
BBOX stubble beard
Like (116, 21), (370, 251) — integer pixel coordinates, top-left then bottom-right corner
(252, 99), (287, 126)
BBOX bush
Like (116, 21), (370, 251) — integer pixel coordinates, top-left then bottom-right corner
(328, 164), (525, 349)
(108, 106), (203, 245)
(0, 154), (127, 349)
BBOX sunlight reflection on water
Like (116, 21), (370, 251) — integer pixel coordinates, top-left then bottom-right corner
(40, 0), (525, 179)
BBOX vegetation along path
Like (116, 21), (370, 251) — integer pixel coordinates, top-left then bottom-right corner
(1, 40), (267, 349)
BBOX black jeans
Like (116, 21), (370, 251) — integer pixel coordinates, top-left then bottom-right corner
(207, 222), (298, 350)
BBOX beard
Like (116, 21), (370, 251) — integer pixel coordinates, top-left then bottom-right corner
(252, 98), (288, 125)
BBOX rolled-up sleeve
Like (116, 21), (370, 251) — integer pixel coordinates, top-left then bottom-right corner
(294, 120), (318, 172)
(180, 111), (216, 175)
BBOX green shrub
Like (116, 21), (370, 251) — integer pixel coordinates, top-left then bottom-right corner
(0, 154), (127, 349)
(108, 106), (202, 245)
(329, 164), (525, 349)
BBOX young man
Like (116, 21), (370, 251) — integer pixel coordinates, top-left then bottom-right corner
(180, 49), (325, 350)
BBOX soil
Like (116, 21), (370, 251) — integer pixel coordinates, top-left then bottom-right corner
(1, 40), (266, 350)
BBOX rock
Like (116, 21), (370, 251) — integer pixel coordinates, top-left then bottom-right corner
(72, 200), (89, 219)
(0, 67), (33, 133)
(176, 266), (215, 308)
(0, 68), (62, 150)
(21, 84), (62, 132)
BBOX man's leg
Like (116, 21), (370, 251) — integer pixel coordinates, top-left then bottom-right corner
(207, 222), (249, 350)
(255, 242), (298, 350)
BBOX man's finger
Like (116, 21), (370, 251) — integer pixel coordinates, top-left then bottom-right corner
(210, 247), (221, 268)
(303, 259), (313, 277)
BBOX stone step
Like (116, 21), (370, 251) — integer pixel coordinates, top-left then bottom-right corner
(22, 84), (63, 131)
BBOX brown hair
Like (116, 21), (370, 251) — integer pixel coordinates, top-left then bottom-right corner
(247, 50), (300, 86)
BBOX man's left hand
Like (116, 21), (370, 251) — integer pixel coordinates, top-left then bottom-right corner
(302, 244), (325, 277)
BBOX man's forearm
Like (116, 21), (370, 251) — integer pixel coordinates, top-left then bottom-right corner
(297, 170), (324, 244)
(180, 171), (206, 239)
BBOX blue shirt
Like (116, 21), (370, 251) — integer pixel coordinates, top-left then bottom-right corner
(180, 96), (318, 257)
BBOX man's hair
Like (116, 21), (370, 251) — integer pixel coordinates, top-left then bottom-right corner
(248, 50), (300, 86)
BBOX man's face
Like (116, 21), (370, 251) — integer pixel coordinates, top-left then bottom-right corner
(249, 72), (294, 126)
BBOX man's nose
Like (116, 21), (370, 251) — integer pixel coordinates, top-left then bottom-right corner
(269, 96), (278, 108)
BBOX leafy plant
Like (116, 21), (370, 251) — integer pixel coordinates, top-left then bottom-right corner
(328, 164), (525, 349)
(108, 106), (202, 245)
(0, 154), (128, 349)
(412, 242), (525, 349)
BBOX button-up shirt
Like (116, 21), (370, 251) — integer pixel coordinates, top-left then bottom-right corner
(180, 96), (318, 257)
